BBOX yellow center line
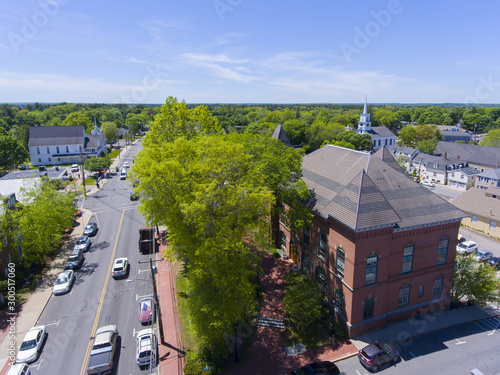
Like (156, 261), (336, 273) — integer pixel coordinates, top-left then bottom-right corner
(80, 210), (125, 375)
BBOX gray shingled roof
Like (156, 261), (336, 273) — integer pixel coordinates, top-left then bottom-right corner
(374, 147), (405, 174)
(302, 145), (466, 232)
(477, 168), (500, 179)
(434, 141), (500, 168)
(452, 186), (500, 219)
(366, 125), (396, 139)
(272, 124), (292, 147)
(28, 125), (85, 147)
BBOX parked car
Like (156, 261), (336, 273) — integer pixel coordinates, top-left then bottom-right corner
(87, 325), (118, 375)
(136, 328), (157, 368)
(74, 235), (90, 252)
(483, 257), (500, 270)
(290, 361), (340, 374)
(66, 248), (84, 270)
(71, 164), (79, 172)
(130, 191), (139, 201)
(16, 326), (46, 364)
(123, 162), (129, 168)
(120, 168), (127, 180)
(53, 270), (75, 295)
(420, 180), (435, 187)
(6, 363), (31, 375)
(83, 222), (98, 236)
(472, 250), (493, 262)
(138, 297), (154, 324)
(358, 341), (399, 371)
(111, 258), (129, 278)
(456, 240), (478, 255)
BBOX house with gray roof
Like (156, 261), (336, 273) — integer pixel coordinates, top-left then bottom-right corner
(447, 166), (480, 190)
(272, 124), (292, 147)
(434, 141), (500, 172)
(475, 168), (500, 190)
(452, 186), (500, 237)
(28, 123), (106, 167)
(279, 144), (466, 337)
(440, 128), (472, 143)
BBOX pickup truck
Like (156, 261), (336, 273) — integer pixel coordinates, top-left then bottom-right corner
(87, 325), (118, 375)
(139, 227), (156, 254)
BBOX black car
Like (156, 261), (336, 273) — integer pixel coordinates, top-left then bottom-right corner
(130, 192), (139, 201)
(290, 361), (340, 375)
(358, 341), (399, 371)
(83, 222), (98, 236)
(483, 257), (500, 270)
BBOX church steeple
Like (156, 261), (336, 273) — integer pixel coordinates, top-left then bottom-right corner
(357, 96), (371, 133)
(91, 116), (100, 135)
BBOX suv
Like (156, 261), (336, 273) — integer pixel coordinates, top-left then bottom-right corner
(456, 240), (478, 255)
(136, 328), (157, 368)
(71, 164), (79, 172)
(66, 248), (84, 269)
(358, 341), (399, 371)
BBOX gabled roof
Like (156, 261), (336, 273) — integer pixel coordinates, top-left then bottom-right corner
(302, 145), (466, 232)
(85, 133), (106, 149)
(453, 167), (480, 176)
(374, 147), (405, 174)
(28, 125), (85, 147)
(272, 124), (292, 147)
(452, 186), (500, 219)
(358, 125), (396, 139)
(434, 141), (500, 168)
(477, 168), (500, 179)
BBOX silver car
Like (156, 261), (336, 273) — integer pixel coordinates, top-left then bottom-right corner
(472, 249), (493, 262)
(74, 235), (90, 252)
(53, 270), (75, 295)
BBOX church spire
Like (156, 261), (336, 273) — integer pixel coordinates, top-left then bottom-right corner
(363, 95), (368, 114)
(357, 96), (371, 132)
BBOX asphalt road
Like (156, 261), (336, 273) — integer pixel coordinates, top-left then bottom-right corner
(29, 142), (159, 375)
(336, 317), (500, 374)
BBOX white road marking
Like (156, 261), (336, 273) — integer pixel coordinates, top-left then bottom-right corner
(44, 319), (61, 327)
(455, 338), (466, 345)
(410, 351), (417, 358)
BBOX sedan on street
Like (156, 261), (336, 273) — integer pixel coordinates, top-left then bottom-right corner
(138, 297), (154, 324)
(420, 180), (435, 187)
(111, 258), (129, 278)
(456, 240), (478, 255)
(483, 257), (500, 270)
(16, 326), (46, 364)
(53, 270), (75, 295)
(358, 341), (400, 371)
(74, 235), (90, 252)
(472, 250), (493, 262)
(83, 222), (98, 237)
(290, 361), (340, 374)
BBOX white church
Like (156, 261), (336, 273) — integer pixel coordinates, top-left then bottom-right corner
(356, 96), (397, 152)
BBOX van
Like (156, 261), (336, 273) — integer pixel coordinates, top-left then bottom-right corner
(6, 363), (31, 375)
(66, 248), (84, 269)
(120, 168), (127, 180)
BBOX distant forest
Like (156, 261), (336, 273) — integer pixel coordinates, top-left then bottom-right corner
(1, 101), (500, 168)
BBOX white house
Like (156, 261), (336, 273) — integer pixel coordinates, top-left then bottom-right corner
(28, 123), (106, 167)
(356, 96), (397, 152)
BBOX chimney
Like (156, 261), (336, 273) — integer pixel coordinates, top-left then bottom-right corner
(444, 152), (447, 159)
(457, 155), (460, 160)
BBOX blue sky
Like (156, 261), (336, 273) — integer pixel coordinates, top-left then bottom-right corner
(1, 0), (499, 104)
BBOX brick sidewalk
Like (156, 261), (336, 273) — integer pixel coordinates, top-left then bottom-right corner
(223, 252), (358, 375)
(156, 231), (185, 375)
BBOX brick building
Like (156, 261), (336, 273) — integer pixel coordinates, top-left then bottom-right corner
(279, 145), (467, 337)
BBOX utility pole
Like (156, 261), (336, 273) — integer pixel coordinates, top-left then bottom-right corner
(80, 149), (86, 197)
(149, 257), (164, 344)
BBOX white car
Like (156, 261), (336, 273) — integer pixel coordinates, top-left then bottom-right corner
(53, 270), (75, 295)
(71, 164), (79, 172)
(456, 240), (478, 255)
(111, 258), (129, 278)
(123, 162), (129, 168)
(16, 326), (46, 363)
(120, 168), (127, 180)
(420, 180), (435, 187)
(136, 328), (157, 367)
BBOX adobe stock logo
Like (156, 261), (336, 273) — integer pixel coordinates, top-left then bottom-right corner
(7, 0), (69, 53)
(213, 0), (243, 21)
(340, 0), (404, 63)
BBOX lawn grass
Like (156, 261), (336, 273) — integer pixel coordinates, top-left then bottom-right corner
(108, 150), (120, 158)
(175, 260), (197, 351)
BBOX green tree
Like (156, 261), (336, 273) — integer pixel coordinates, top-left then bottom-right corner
(13, 179), (76, 267)
(451, 253), (500, 306)
(398, 125), (418, 147)
(283, 272), (329, 329)
(282, 119), (308, 146)
(85, 157), (112, 172)
(0, 135), (29, 169)
(62, 112), (93, 133)
(374, 108), (399, 130)
(417, 139), (437, 154)
(415, 124), (436, 141)
(101, 121), (119, 146)
(480, 129), (500, 147)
